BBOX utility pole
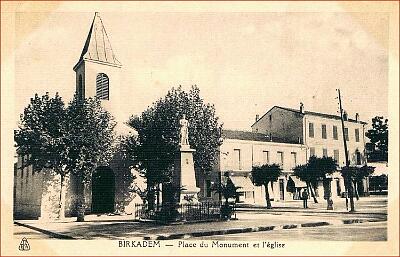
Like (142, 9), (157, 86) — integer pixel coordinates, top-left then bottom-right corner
(337, 89), (355, 212)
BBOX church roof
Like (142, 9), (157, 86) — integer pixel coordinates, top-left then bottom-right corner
(74, 12), (121, 70)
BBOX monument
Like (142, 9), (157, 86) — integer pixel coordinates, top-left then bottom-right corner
(173, 115), (200, 203)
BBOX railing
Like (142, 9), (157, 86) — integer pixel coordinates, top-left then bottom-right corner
(134, 202), (233, 222)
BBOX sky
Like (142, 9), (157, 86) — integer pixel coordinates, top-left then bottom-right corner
(14, 11), (388, 130)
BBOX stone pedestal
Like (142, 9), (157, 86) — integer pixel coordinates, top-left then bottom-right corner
(173, 146), (200, 203)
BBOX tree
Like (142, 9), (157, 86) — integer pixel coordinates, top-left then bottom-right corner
(15, 93), (116, 221)
(294, 157), (338, 208)
(307, 156), (338, 210)
(341, 165), (375, 200)
(124, 86), (222, 209)
(64, 96), (116, 221)
(14, 92), (69, 218)
(366, 116), (388, 161)
(293, 164), (318, 203)
(251, 164), (282, 209)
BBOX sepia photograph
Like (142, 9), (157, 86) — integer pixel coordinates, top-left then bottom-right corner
(1, 1), (399, 256)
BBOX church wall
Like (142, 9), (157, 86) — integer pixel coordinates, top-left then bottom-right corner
(13, 156), (42, 219)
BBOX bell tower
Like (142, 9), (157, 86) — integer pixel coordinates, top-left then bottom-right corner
(73, 12), (123, 122)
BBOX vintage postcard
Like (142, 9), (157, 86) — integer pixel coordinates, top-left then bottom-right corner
(1, 1), (399, 256)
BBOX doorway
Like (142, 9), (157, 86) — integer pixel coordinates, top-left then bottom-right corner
(91, 166), (115, 214)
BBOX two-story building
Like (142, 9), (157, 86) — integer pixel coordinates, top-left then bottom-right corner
(251, 104), (369, 198)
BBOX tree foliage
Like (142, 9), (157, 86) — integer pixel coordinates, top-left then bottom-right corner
(15, 92), (67, 175)
(366, 116), (388, 161)
(123, 85), (223, 192)
(251, 164), (282, 186)
(15, 93), (116, 221)
(64, 96), (116, 182)
(307, 156), (338, 179)
(340, 165), (375, 183)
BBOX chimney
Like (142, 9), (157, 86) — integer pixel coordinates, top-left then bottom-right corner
(343, 111), (348, 121)
(255, 114), (260, 122)
(355, 113), (359, 122)
(300, 102), (304, 113)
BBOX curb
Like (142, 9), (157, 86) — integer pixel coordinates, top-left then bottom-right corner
(144, 221), (330, 240)
(144, 218), (387, 240)
(14, 221), (75, 240)
(235, 208), (387, 216)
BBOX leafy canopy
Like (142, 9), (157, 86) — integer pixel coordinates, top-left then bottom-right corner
(366, 116), (388, 161)
(14, 93), (116, 182)
(124, 85), (223, 187)
(64, 96), (116, 181)
(341, 165), (375, 182)
(15, 92), (67, 174)
(294, 156), (338, 184)
(251, 164), (282, 186)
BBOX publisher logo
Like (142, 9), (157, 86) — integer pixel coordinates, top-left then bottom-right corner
(18, 237), (30, 251)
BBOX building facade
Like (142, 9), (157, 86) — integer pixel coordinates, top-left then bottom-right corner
(251, 105), (368, 168)
(204, 130), (307, 205)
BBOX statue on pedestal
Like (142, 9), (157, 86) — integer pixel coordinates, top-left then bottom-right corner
(173, 114), (200, 204)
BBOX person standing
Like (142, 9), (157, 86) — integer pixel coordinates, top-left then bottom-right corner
(302, 188), (309, 208)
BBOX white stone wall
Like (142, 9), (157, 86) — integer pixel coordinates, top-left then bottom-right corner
(303, 115), (367, 167)
(219, 139), (307, 173)
(215, 138), (307, 204)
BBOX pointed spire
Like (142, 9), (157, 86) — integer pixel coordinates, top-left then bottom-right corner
(74, 12), (121, 69)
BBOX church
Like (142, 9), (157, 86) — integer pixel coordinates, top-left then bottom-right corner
(14, 13), (139, 219)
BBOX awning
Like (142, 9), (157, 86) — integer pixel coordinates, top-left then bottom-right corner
(289, 176), (307, 188)
(229, 176), (255, 192)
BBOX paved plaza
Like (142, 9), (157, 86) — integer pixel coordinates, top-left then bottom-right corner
(14, 196), (387, 241)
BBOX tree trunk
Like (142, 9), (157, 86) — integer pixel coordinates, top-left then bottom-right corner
(58, 174), (66, 219)
(265, 182), (272, 209)
(353, 181), (360, 200)
(76, 176), (86, 222)
(307, 182), (318, 203)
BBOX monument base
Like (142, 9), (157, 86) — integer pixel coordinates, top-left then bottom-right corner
(173, 146), (200, 204)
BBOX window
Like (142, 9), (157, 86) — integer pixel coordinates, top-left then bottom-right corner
(233, 149), (241, 170)
(322, 124), (327, 139)
(333, 150), (339, 163)
(356, 151), (362, 165)
(263, 151), (270, 164)
(269, 115), (272, 122)
(96, 73), (109, 100)
(333, 125), (338, 140)
(355, 128), (360, 142)
(206, 179), (212, 197)
(309, 123), (314, 138)
(277, 151), (284, 166)
(344, 127), (349, 141)
(310, 147), (316, 157)
(291, 152), (297, 168)
(323, 148), (328, 157)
